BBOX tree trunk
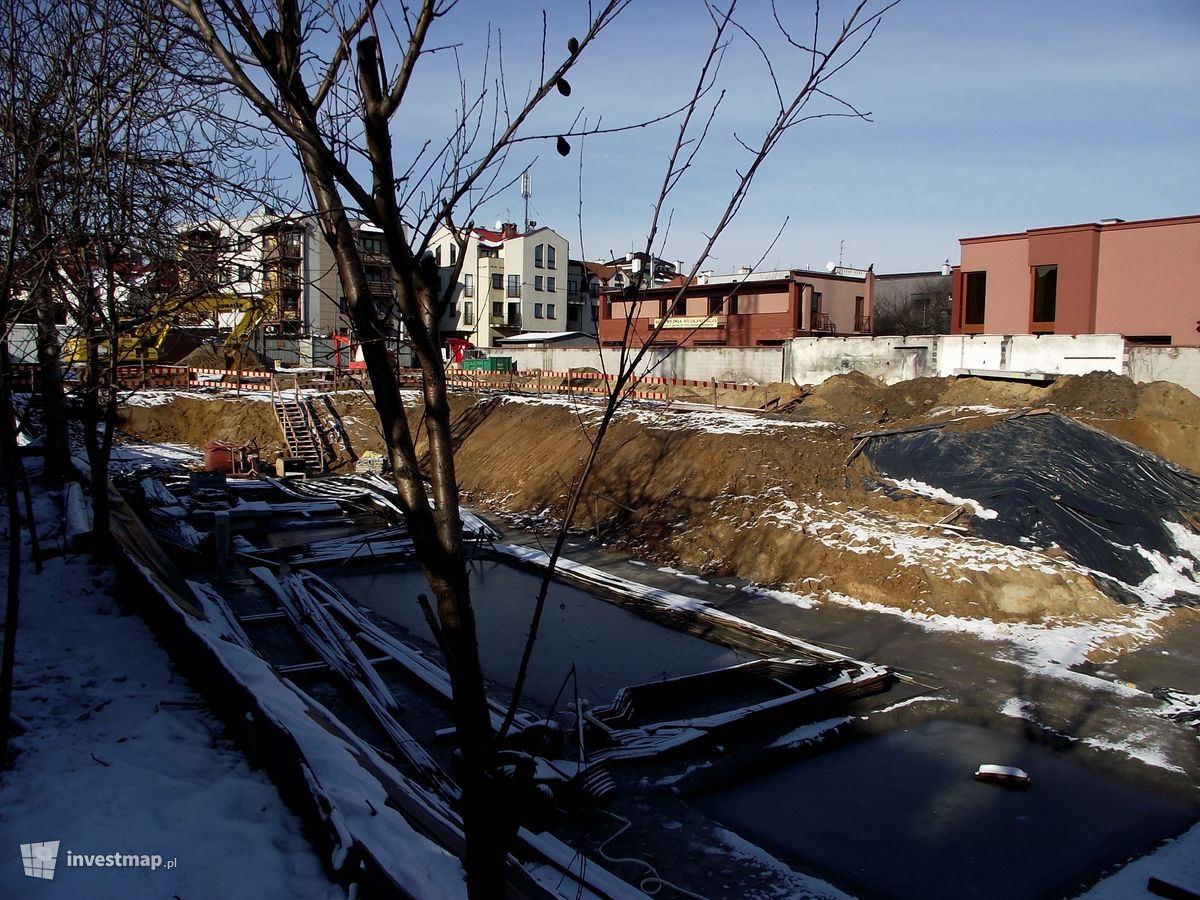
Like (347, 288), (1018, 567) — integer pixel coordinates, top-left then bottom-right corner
(0, 345), (26, 767)
(32, 284), (70, 486)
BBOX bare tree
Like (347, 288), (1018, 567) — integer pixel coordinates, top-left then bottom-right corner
(0, 0), (265, 764)
(165, 0), (895, 891)
(872, 274), (951, 336)
(1, 0), (265, 536)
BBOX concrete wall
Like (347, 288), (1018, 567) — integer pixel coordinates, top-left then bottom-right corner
(5, 323), (42, 364)
(499, 346), (784, 384)
(1005, 334), (1123, 375)
(262, 335), (338, 369)
(1126, 346), (1200, 395)
(784, 336), (931, 385)
(495, 332), (1160, 390)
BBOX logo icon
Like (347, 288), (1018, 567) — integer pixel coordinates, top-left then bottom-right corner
(20, 841), (60, 880)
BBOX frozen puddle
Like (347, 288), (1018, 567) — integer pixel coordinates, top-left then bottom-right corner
(693, 719), (1195, 899)
(330, 558), (745, 710)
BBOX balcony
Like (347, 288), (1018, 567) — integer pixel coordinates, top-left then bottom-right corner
(490, 313), (521, 327)
(855, 314), (871, 333)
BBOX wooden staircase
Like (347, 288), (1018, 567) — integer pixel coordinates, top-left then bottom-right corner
(272, 396), (324, 474)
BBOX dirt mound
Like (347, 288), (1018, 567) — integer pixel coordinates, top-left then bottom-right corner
(179, 343), (271, 372)
(936, 376), (1047, 410)
(120, 395), (285, 457)
(1045, 371), (1140, 417)
(799, 371), (887, 424)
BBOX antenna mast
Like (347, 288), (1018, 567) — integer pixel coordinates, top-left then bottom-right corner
(520, 170), (532, 232)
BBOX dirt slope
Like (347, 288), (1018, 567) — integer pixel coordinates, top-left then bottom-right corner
(117, 372), (1200, 633)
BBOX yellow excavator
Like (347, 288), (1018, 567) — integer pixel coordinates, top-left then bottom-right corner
(62, 315), (173, 364)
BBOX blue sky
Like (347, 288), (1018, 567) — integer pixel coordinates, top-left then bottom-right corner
(360, 0), (1200, 274)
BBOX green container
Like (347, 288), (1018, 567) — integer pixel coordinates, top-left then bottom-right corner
(461, 356), (514, 373)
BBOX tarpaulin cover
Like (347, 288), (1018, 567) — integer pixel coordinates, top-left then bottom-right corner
(864, 413), (1200, 593)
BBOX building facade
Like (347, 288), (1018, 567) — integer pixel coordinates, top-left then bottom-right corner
(179, 211), (397, 341)
(598, 267), (874, 348)
(951, 214), (1200, 346)
(431, 223), (571, 347)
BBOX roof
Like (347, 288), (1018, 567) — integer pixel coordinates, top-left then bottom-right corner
(960, 213), (1200, 245)
(583, 262), (618, 281)
(496, 331), (590, 344)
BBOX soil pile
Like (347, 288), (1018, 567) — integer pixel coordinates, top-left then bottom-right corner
(179, 343), (272, 372)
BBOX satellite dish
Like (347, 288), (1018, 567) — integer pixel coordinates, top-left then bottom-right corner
(495, 220), (503, 231)
(825, 260), (837, 272)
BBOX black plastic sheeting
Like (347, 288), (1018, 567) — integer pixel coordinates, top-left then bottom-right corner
(864, 413), (1200, 595)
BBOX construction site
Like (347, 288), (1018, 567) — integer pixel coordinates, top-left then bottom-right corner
(74, 363), (1197, 899)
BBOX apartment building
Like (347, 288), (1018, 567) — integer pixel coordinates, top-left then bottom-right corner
(598, 266), (874, 348)
(179, 211), (392, 339)
(431, 222), (571, 347)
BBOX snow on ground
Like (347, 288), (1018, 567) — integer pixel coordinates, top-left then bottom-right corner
(928, 404), (1013, 417)
(1075, 822), (1200, 899)
(881, 476), (1000, 520)
(744, 486), (1072, 579)
(496, 392), (836, 434)
(0, 480), (342, 899)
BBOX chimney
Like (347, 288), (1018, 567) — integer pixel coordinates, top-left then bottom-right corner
(736, 266), (752, 275)
(500, 222), (518, 240)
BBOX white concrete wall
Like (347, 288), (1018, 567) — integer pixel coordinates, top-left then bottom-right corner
(4, 323), (42, 364)
(935, 335), (1008, 374)
(1127, 346), (1200, 396)
(1005, 334), (1124, 375)
(479, 335), (1200, 397)
(784, 336), (931, 385)
(498, 346), (783, 383)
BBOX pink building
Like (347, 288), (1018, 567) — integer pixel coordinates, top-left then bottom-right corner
(951, 214), (1200, 346)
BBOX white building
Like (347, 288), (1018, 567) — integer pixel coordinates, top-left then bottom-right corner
(430, 222), (574, 348)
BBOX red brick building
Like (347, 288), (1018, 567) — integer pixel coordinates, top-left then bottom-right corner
(952, 214), (1200, 346)
(598, 268), (874, 347)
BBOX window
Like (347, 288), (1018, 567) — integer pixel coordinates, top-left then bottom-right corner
(492, 272), (502, 290)
(360, 235), (383, 254)
(589, 280), (599, 298)
(237, 265), (253, 282)
(365, 267), (386, 285)
(463, 301), (474, 325)
(463, 274), (474, 297)
(448, 302), (458, 318)
(567, 305), (580, 325)
(568, 279), (579, 296)
(1032, 264), (1057, 327)
(547, 246), (556, 269)
(236, 234), (252, 251)
(546, 303), (555, 319)
(491, 301), (503, 319)
(434, 245), (442, 264)
(708, 296), (724, 316)
(534, 275), (543, 291)
(547, 276), (556, 293)
(534, 303), (543, 318)
(534, 244), (543, 268)
(449, 243), (458, 265)
(963, 271), (986, 328)
(507, 274), (520, 297)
